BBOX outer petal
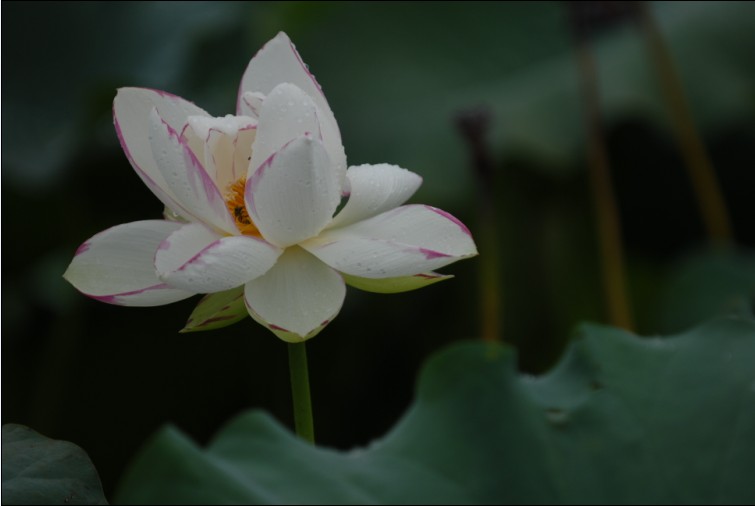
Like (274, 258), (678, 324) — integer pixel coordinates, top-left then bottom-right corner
(248, 83), (322, 181)
(63, 220), (194, 306)
(113, 88), (210, 216)
(342, 272), (453, 294)
(329, 164), (423, 228)
(237, 32), (346, 188)
(302, 205), (478, 278)
(155, 223), (281, 293)
(149, 109), (239, 235)
(244, 247), (346, 343)
(245, 136), (340, 248)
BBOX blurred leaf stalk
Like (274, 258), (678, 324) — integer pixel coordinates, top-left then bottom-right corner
(562, 0), (732, 330)
(456, 106), (502, 343)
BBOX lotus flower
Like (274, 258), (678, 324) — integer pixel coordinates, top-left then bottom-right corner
(64, 32), (477, 342)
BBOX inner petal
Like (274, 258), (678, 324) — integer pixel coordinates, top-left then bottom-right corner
(184, 114), (257, 191)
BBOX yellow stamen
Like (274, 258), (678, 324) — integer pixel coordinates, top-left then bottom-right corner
(226, 178), (260, 236)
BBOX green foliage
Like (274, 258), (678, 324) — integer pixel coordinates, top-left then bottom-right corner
(116, 316), (755, 504)
(2, 424), (108, 505)
(657, 248), (755, 332)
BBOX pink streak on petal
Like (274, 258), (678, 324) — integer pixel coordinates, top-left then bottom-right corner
(180, 122), (192, 140)
(114, 114), (162, 190)
(236, 34), (281, 114)
(87, 283), (176, 306)
(114, 86), (203, 160)
(425, 206), (472, 237)
(415, 273), (439, 279)
(287, 36), (325, 98)
(89, 294), (123, 305)
(198, 315), (239, 326)
(114, 106), (195, 222)
(231, 126), (257, 182)
(243, 94), (261, 116)
(168, 234), (276, 274)
(75, 242), (91, 256)
(269, 323), (289, 332)
(174, 241), (217, 273)
(244, 153), (271, 216)
(158, 115), (231, 226)
(206, 127), (221, 144)
(419, 248), (451, 260)
(245, 135), (309, 216)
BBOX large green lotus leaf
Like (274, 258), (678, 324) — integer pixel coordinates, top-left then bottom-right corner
(116, 316), (755, 504)
(656, 248), (755, 333)
(2, 424), (108, 505)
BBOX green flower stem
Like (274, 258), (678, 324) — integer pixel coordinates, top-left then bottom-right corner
(288, 342), (315, 444)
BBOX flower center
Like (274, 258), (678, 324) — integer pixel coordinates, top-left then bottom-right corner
(225, 178), (260, 236)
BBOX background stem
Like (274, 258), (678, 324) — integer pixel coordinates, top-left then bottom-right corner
(637, 2), (732, 246)
(574, 33), (635, 331)
(288, 342), (315, 444)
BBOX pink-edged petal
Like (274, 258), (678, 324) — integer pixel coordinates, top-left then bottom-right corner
(243, 246), (345, 343)
(342, 272), (453, 294)
(63, 220), (195, 306)
(301, 204), (478, 278)
(237, 32), (346, 188)
(241, 91), (265, 118)
(245, 135), (340, 248)
(231, 126), (257, 185)
(113, 87), (210, 216)
(154, 222), (282, 293)
(149, 109), (239, 235)
(248, 83), (322, 180)
(329, 164), (423, 229)
(184, 115), (257, 190)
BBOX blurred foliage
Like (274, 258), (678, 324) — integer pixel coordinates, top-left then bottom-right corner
(117, 316), (755, 504)
(2, 424), (107, 505)
(3, 0), (755, 500)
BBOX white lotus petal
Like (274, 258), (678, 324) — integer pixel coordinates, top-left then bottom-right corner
(241, 91), (266, 118)
(114, 88), (210, 218)
(342, 272), (453, 294)
(243, 247), (345, 342)
(302, 204), (478, 278)
(231, 127), (257, 188)
(329, 164), (423, 228)
(63, 220), (194, 306)
(248, 83), (321, 180)
(149, 108), (239, 235)
(155, 222), (281, 293)
(237, 32), (346, 188)
(246, 135), (340, 248)
(185, 115), (257, 191)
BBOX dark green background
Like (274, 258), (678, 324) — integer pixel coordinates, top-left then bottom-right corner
(3, 1), (755, 498)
